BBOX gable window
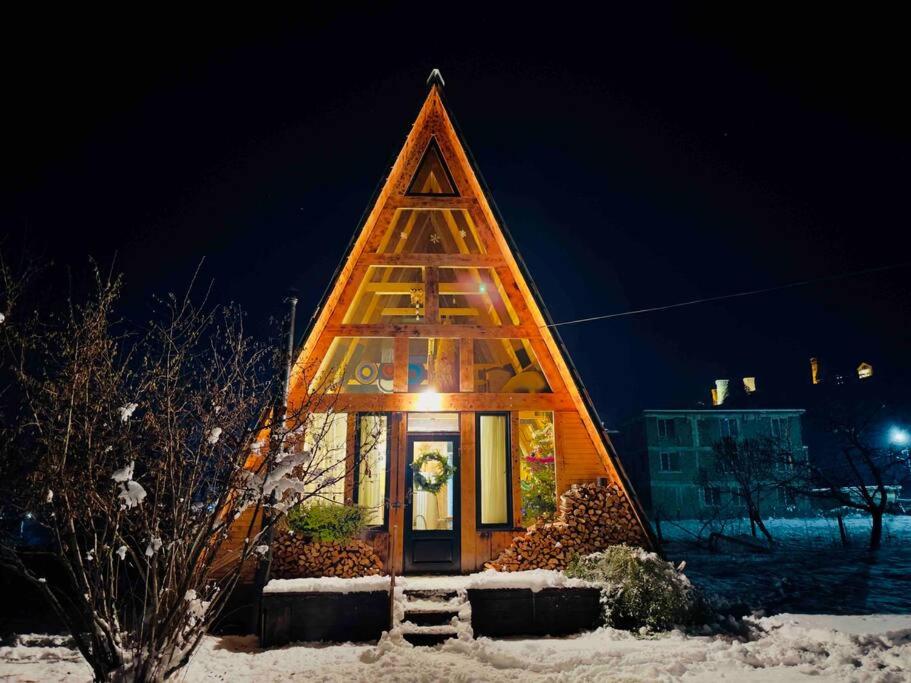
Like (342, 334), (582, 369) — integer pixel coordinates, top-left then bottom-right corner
(657, 418), (677, 441)
(720, 417), (739, 439)
(659, 452), (681, 472)
(356, 414), (391, 527)
(477, 413), (511, 527)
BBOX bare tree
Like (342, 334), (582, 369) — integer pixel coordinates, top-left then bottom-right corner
(0, 256), (375, 681)
(781, 403), (908, 551)
(699, 436), (793, 544)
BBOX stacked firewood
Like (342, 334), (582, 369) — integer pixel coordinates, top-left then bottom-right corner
(486, 483), (647, 572)
(270, 532), (384, 579)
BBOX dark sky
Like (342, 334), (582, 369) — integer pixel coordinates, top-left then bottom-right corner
(4, 5), (909, 425)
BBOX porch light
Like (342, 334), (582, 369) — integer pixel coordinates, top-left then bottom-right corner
(417, 388), (442, 411)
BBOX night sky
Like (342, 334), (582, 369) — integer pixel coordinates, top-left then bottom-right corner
(4, 5), (909, 425)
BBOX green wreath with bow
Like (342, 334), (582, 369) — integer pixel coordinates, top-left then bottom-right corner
(411, 451), (455, 495)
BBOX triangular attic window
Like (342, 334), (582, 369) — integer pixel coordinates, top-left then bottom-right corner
(406, 138), (458, 196)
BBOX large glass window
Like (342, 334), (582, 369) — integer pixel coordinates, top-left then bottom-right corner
(299, 412), (347, 504)
(377, 209), (484, 254)
(408, 338), (460, 393)
(344, 267), (425, 324)
(406, 138), (458, 196)
(356, 414), (389, 526)
(473, 339), (550, 393)
(438, 268), (519, 326)
(313, 337), (395, 394)
(518, 411), (556, 526)
(478, 413), (510, 527)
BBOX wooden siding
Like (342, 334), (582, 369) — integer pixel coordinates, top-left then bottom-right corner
(555, 411), (612, 494)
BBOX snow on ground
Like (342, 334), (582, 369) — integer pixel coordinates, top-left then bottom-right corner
(660, 514), (911, 547)
(3, 614), (910, 682)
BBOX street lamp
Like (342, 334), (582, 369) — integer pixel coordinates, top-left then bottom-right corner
(888, 426), (910, 447)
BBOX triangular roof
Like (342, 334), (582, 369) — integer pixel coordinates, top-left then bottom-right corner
(287, 74), (654, 547)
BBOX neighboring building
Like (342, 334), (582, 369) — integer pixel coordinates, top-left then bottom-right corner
(218, 73), (652, 577)
(623, 408), (811, 520)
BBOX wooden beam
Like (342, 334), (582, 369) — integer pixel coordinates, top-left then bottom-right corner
(459, 338), (474, 392)
(304, 392), (575, 413)
(360, 253), (505, 268)
(345, 413), (357, 504)
(366, 282), (490, 295)
(381, 307), (479, 317)
(510, 411), (522, 527)
(460, 412), (477, 572)
(386, 196), (478, 210)
(393, 336), (409, 393)
(323, 324), (537, 339)
(424, 266), (439, 323)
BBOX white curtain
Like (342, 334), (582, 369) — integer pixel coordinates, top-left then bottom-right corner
(480, 415), (508, 524)
(358, 415), (387, 525)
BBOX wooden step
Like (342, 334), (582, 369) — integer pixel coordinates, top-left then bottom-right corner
(401, 589), (459, 601)
(404, 610), (457, 627)
(401, 630), (457, 647)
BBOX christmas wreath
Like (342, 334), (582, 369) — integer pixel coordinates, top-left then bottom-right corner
(411, 451), (455, 495)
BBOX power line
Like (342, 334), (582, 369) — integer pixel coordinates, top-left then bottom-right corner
(544, 261), (911, 328)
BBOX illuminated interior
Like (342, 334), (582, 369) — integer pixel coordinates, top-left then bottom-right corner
(406, 138), (458, 196)
(408, 338), (460, 392)
(315, 337), (395, 393)
(438, 267), (518, 325)
(344, 266), (425, 324)
(473, 339), (551, 393)
(518, 411), (556, 525)
(377, 209), (484, 254)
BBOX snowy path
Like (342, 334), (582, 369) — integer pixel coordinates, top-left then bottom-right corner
(2, 614), (910, 682)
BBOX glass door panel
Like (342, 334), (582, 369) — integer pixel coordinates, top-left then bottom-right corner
(410, 440), (454, 531)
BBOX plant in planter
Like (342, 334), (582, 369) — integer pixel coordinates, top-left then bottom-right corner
(285, 502), (369, 542)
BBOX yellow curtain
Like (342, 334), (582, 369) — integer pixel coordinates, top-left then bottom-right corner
(480, 415), (508, 524)
(358, 416), (387, 525)
(304, 413), (347, 504)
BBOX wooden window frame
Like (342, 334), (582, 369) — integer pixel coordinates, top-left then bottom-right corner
(353, 412), (393, 530)
(475, 411), (513, 530)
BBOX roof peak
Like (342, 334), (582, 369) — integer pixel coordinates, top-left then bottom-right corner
(426, 68), (445, 89)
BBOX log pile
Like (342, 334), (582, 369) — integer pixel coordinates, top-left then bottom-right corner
(486, 483), (647, 572)
(271, 531), (384, 579)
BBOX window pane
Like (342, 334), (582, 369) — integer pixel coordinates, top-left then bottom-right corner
(408, 338), (460, 392)
(518, 411), (556, 525)
(438, 268), (519, 326)
(411, 440), (455, 530)
(358, 415), (388, 526)
(313, 337), (394, 394)
(301, 413), (347, 504)
(479, 414), (509, 525)
(406, 139), (458, 195)
(344, 267), (424, 324)
(408, 412), (459, 433)
(378, 209), (484, 254)
(473, 339), (550, 393)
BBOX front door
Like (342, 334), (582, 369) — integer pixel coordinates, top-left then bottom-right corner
(404, 434), (460, 573)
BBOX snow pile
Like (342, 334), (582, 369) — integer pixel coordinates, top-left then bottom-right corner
(465, 568), (596, 592)
(3, 614), (911, 681)
(263, 575), (390, 594)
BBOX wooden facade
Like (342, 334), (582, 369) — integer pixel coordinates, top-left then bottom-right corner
(227, 74), (652, 576)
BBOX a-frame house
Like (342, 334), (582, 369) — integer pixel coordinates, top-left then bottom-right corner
(235, 72), (652, 575)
